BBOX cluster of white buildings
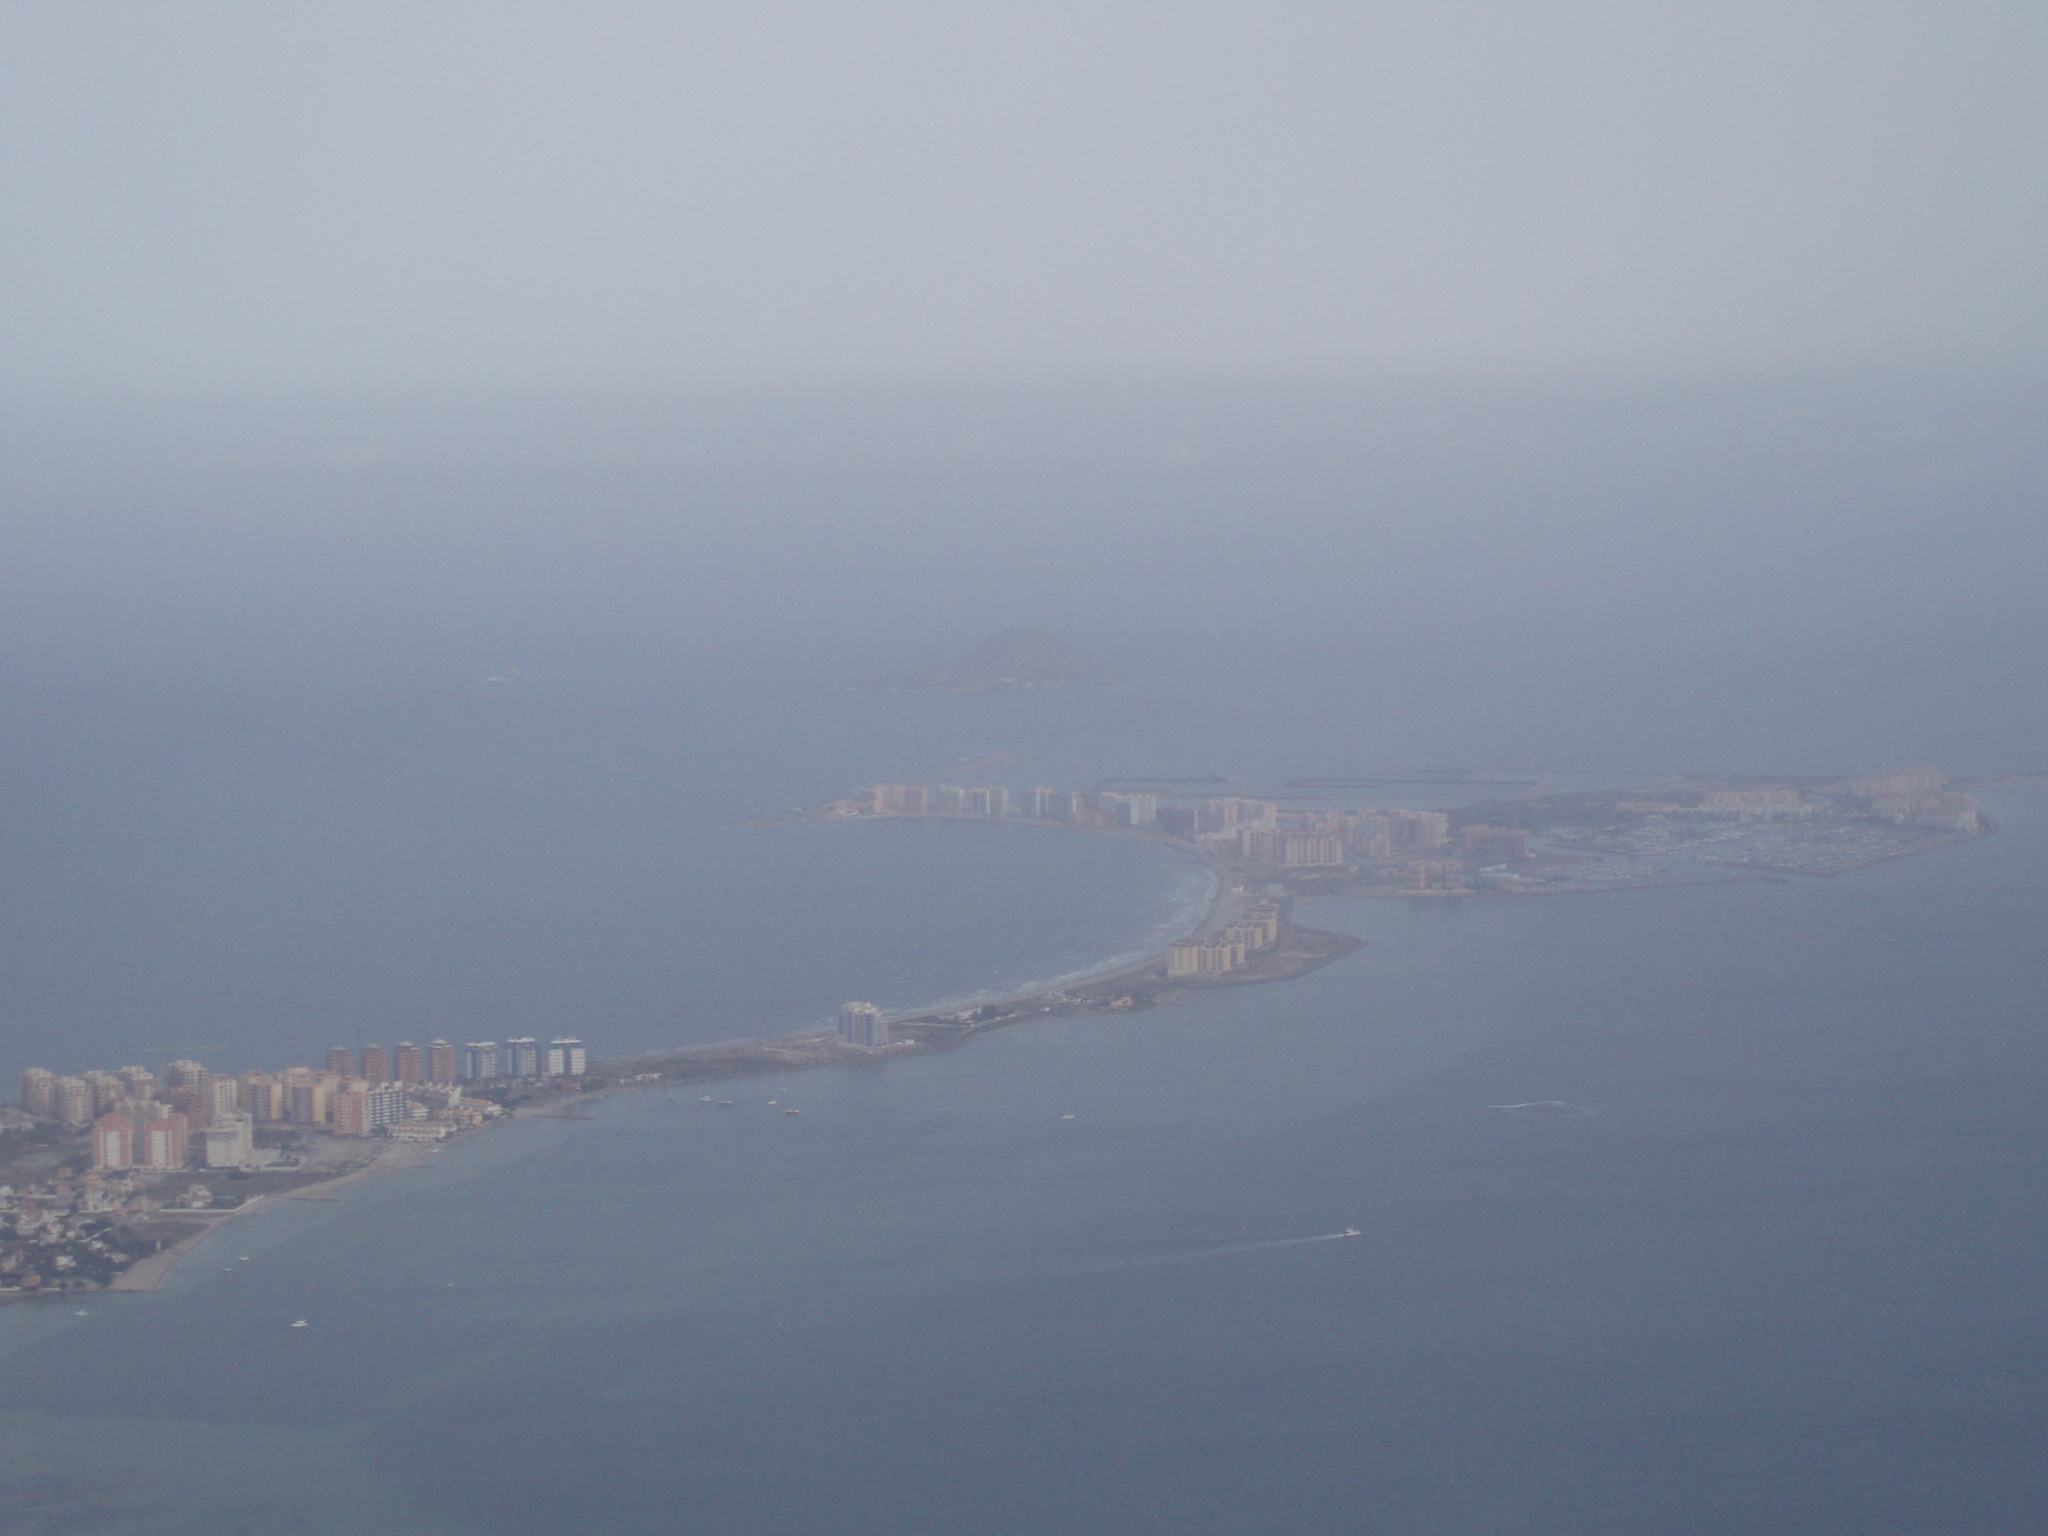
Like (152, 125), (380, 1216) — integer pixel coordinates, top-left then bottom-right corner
(459, 1037), (585, 1081)
(861, 783), (1463, 874)
(837, 1002), (890, 1050)
(869, 783), (1161, 829)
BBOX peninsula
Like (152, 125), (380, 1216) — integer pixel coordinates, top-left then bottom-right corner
(4, 762), (1993, 1301)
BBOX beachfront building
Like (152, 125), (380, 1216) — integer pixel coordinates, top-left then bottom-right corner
(505, 1039), (541, 1078)
(92, 1115), (133, 1171)
(204, 1112), (255, 1168)
(462, 1042), (500, 1081)
(545, 1038), (586, 1078)
(360, 1043), (389, 1084)
(332, 1082), (372, 1137)
(428, 1041), (458, 1083)
(393, 1042), (423, 1084)
(1168, 937), (1248, 977)
(838, 1002), (889, 1050)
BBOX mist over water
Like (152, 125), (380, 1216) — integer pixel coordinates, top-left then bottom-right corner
(6, 4), (2047, 1526)
(3, 378), (2047, 1533)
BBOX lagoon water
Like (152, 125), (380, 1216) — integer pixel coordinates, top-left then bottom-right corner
(3, 685), (2045, 1531)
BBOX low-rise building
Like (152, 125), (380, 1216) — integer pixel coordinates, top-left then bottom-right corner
(203, 1113), (255, 1168)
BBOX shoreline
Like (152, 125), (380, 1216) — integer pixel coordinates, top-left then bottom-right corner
(96, 1138), (448, 1294)
(38, 784), (1993, 1302)
(49, 841), (1237, 1302)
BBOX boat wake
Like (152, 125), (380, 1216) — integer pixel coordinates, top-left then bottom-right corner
(1487, 1100), (1595, 1118)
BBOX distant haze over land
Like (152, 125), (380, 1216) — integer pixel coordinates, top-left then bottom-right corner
(860, 628), (1121, 692)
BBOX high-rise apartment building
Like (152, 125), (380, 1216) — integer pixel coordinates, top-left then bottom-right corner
(206, 1074), (241, 1126)
(19, 1067), (56, 1117)
(117, 1065), (158, 1100)
(141, 1114), (189, 1170)
(393, 1042), (423, 1084)
(1028, 787), (1055, 818)
(367, 1083), (414, 1128)
(462, 1042), (501, 1081)
(360, 1044), (389, 1084)
(164, 1085), (208, 1128)
(331, 1082), (372, 1137)
(427, 1041), (457, 1083)
(504, 1039), (541, 1078)
(1167, 937), (1246, 977)
(115, 1097), (168, 1134)
(873, 784), (929, 815)
(282, 1070), (329, 1126)
(544, 1038), (587, 1077)
(325, 1047), (355, 1077)
(239, 1072), (280, 1122)
(84, 1071), (123, 1114)
(165, 1059), (209, 1089)
(56, 1078), (94, 1127)
(93, 1114), (134, 1170)
(838, 1002), (888, 1050)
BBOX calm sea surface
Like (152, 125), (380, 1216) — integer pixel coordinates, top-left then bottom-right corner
(2, 687), (2044, 1533)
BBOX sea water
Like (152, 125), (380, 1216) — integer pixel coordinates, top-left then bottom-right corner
(3, 732), (2044, 1531)
(4, 380), (2047, 1532)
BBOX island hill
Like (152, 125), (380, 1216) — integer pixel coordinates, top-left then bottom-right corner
(859, 628), (1120, 691)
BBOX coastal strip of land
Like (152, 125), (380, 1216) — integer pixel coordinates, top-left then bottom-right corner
(9, 764), (1996, 1303)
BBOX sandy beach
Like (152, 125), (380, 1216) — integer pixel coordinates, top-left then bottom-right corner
(104, 1137), (444, 1294)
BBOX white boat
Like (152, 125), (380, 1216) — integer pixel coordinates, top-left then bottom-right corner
(290, 1319), (308, 1328)
(1341, 1228), (1362, 1238)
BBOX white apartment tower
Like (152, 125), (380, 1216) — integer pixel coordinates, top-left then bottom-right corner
(837, 1002), (889, 1050)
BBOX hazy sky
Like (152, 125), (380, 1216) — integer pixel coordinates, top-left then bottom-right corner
(5, 2), (2045, 394)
